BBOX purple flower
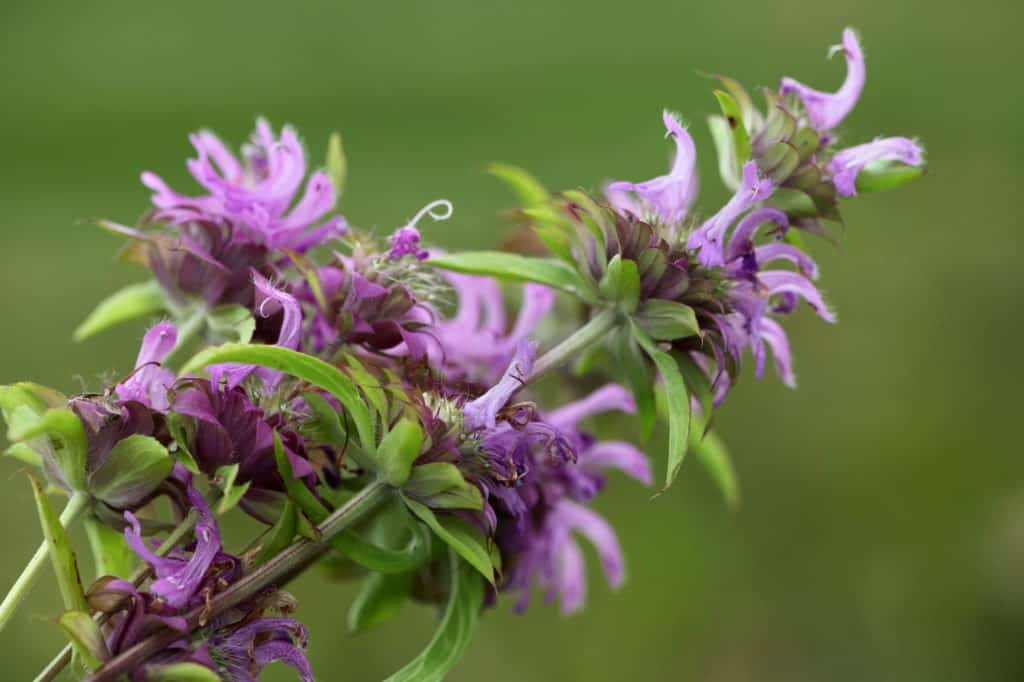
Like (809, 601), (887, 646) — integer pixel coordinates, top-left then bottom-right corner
(207, 617), (313, 682)
(387, 199), (453, 261)
(828, 136), (925, 196)
(115, 322), (178, 412)
(124, 485), (221, 608)
(687, 162), (773, 267)
(434, 272), (554, 386)
(209, 273), (303, 390)
(171, 379), (315, 513)
(606, 111), (699, 225)
(462, 340), (536, 430)
(780, 28), (866, 132)
(489, 384), (650, 614)
(142, 119), (346, 252)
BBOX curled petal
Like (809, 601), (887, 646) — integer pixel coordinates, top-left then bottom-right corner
(758, 270), (835, 322)
(606, 111), (699, 224)
(556, 501), (625, 590)
(547, 384), (635, 432)
(463, 340), (536, 430)
(780, 28), (866, 132)
(754, 243), (820, 279)
(828, 136), (925, 197)
(759, 318), (796, 387)
(580, 441), (652, 486)
(724, 207), (790, 263)
(554, 537), (586, 614)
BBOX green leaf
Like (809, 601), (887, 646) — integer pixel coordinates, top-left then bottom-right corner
(58, 610), (109, 671)
(712, 89), (752, 170)
(331, 523), (431, 574)
(349, 571), (413, 634)
(598, 255), (640, 313)
(674, 353), (713, 437)
(385, 551), (484, 682)
(708, 114), (741, 191)
(377, 418), (425, 487)
(403, 497), (494, 583)
(632, 324), (691, 490)
(180, 344), (374, 451)
(213, 463), (251, 515)
(854, 160), (926, 193)
(694, 429), (740, 510)
(16, 408), (88, 491)
(73, 280), (166, 342)
(769, 187), (819, 219)
(165, 413), (201, 474)
(88, 435), (173, 508)
(342, 354), (389, 424)
(273, 432), (330, 524)
(255, 500), (298, 564)
(614, 330), (656, 441)
(428, 251), (593, 301)
(488, 163), (550, 208)
(30, 480), (89, 614)
(635, 299), (699, 341)
(327, 131), (347, 200)
(85, 517), (137, 579)
(404, 463), (483, 511)
(301, 391), (375, 472)
(205, 304), (255, 344)
(146, 662), (222, 682)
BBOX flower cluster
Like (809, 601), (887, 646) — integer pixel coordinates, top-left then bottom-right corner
(0, 28), (923, 682)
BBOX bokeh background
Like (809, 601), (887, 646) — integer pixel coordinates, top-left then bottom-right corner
(1, 0), (1021, 679)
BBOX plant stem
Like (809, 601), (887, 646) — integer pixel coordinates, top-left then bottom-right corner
(84, 480), (391, 682)
(528, 308), (619, 382)
(0, 491), (89, 632)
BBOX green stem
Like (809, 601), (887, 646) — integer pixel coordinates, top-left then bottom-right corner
(162, 305), (208, 370)
(528, 308), (619, 382)
(33, 509), (202, 682)
(85, 480), (392, 682)
(0, 491), (89, 632)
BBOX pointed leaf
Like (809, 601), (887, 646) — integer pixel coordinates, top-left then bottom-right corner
(632, 324), (691, 490)
(349, 571), (413, 634)
(403, 497), (494, 583)
(694, 428), (740, 510)
(428, 252), (593, 301)
(255, 500), (298, 564)
(331, 523), (431, 574)
(88, 435), (173, 508)
(326, 131), (347, 200)
(16, 408), (88, 491)
(635, 299), (699, 341)
(58, 610), (109, 670)
(614, 330), (656, 440)
(30, 481), (89, 614)
(85, 517), (137, 579)
(73, 280), (166, 341)
(404, 462), (483, 511)
(712, 89), (752, 168)
(488, 163), (550, 208)
(378, 419), (424, 487)
(384, 551), (484, 682)
(273, 432), (329, 524)
(854, 161), (926, 193)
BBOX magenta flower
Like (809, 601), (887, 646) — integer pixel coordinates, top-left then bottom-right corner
(115, 322), (178, 412)
(606, 111), (699, 225)
(123, 486), (221, 609)
(142, 119), (346, 252)
(780, 28), (866, 132)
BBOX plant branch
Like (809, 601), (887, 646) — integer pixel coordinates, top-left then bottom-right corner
(528, 308), (619, 382)
(0, 491), (89, 631)
(84, 480), (392, 682)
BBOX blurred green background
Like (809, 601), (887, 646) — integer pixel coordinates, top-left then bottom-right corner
(1, 0), (1021, 679)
